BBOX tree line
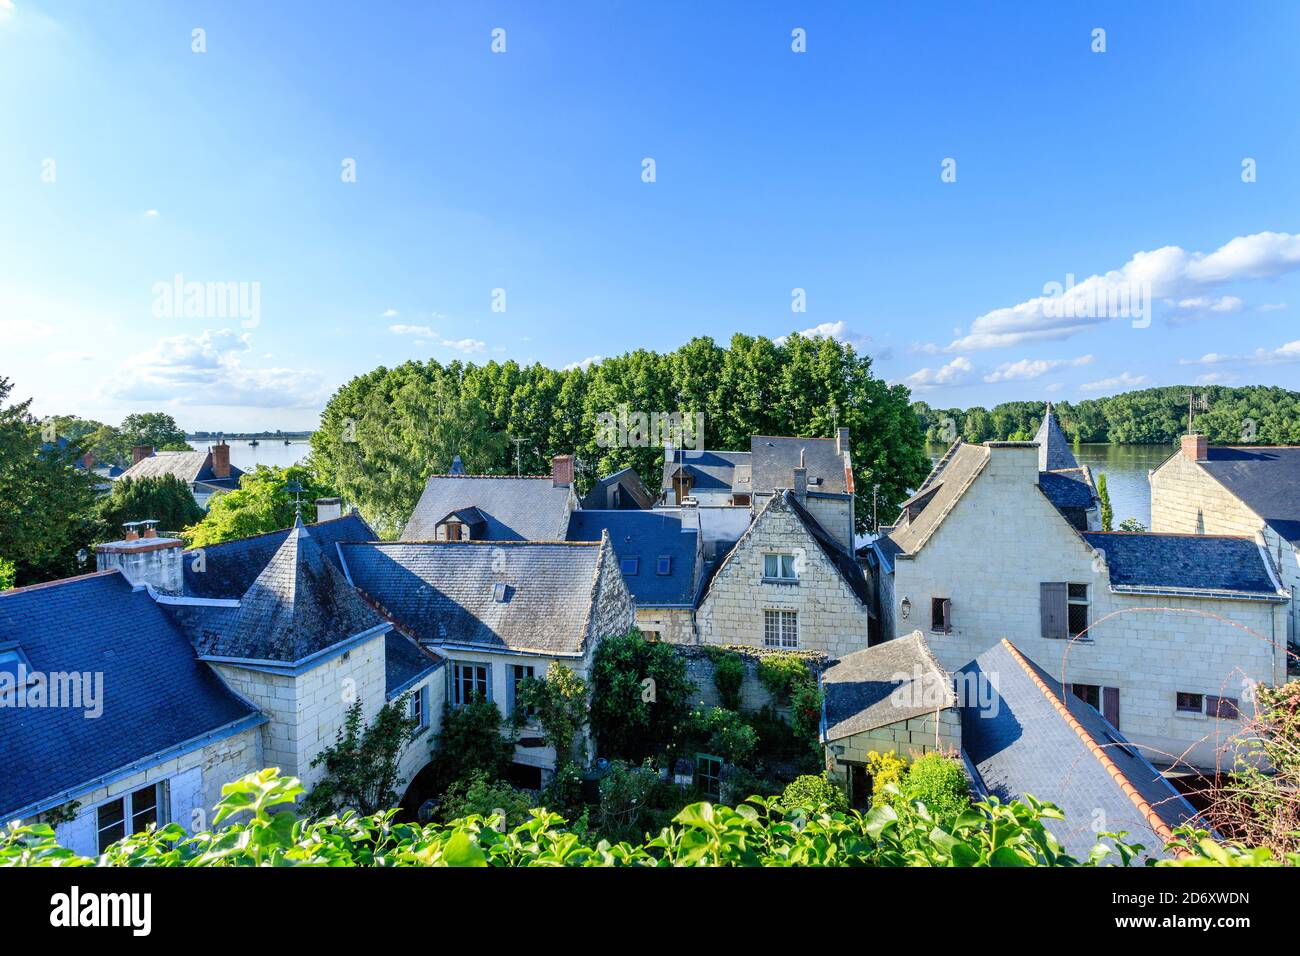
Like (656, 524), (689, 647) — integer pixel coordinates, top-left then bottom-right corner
(308, 333), (931, 538)
(914, 385), (1300, 446)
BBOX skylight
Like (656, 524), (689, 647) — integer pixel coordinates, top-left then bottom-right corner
(492, 583), (508, 603)
(620, 557), (639, 576)
(656, 556), (671, 575)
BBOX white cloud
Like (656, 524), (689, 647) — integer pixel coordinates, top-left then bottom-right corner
(104, 329), (323, 408)
(1195, 372), (1232, 385)
(1180, 339), (1300, 367)
(389, 323), (434, 337)
(1259, 302), (1287, 312)
(947, 231), (1300, 351)
(1080, 371), (1148, 392)
(143, 209), (159, 218)
(563, 355), (604, 372)
(905, 356), (974, 390)
(1166, 295), (1243, 323)
(775, 321), (871, 350)
(381, 308), (399, 318)
(441, 337), (486, 354)
(0, 317), (56, 343)
(0, 1), (13, 23)
(983, 354), (1093, 383)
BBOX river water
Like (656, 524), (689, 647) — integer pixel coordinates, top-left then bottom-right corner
(928, 443), (1176, 528)
(206, 439), (312, 473)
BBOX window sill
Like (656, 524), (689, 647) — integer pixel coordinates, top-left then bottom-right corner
(762, 577), (799, 585)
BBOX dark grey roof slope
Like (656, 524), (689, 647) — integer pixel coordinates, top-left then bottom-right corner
(182, 512), (375, 599)
(0, 571), (262, 818)
(1034, 406), (1079, 472)
(750, 436), (849, 495)
(174, 517), (386, 663)
(567, 510), (698, 605)
(580, 467), (654, 510)
(1200, 446), (1300, 546)
(823, 633), (955, 741)
(786, 493), (874, 610)
(887, 442), (989, 557)
(1039, 468), (1096, 511)
(385, 632), (442, 697)
(119, 448), (246, 491)
(660, 449), (751, 494)
(1082, 532), (1282, 596)
(960, 641), (1201, 860)
(339, 540), (606, 656)
(402, 475), (573, 541)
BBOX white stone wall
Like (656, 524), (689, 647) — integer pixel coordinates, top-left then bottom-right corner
(636, 606), (695, 644)
(697, 495), (871, 656)
(824, 710), (961, 793)
(1151, 451), (1299, 643)
(803, 495), (855, 554)
(394, 671), (445, 792)
(891, 444), (1287, 770)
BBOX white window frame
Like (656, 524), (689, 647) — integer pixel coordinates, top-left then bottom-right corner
(452, 661), (491, 706)
(763, 552), (797, 582)
(1067, 583), (1090, 638)
(763, 608), (798, 648)
(510, 663), (536, 719)
(95, 781), (167, 853)
(408, 684), (429, 731)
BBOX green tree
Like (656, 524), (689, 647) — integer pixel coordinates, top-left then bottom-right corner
(515, 665), (589, 767)
(185, 465), (336, 547)
(303, 698), (418, 816)
(0, 557), (14, 591)
(1096, 472), (1114, 532)
(589, 629), (694, 762)
(119, 412), (190, 451)
(430, 697), (514, 789)
(98, 475), (204, 536)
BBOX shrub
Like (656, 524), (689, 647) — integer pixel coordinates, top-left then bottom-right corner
(865, 750), (906, 807)
(594, 760), (689, 843)
(302, 698), (417, 816)
(589, 629), (693, 762)
(440, 773), (534, 830)
(789, 680), (823, 754)
(756, 653), (812, 700)
(688, 707), (758, 766)
(712, 652), (745, 711)
(430, 697), (514, 788)
(901, 753), (971, 823)
(516, 664), (588, 765)
(781, 774), (848, 814)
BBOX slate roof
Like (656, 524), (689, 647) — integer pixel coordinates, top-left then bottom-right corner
(660, 449), (751, 495)
(384, 632), (442, 698)
(339, 540), (608, 656)
(0, 571), (262, 818)
(1198, 446), (1300, 546)
(1034, 405), (1079, 472)
(402, 475), (573, 541)
(1082, 531), (1283, 597)
(119, 448), (246, 491)
(567, 510), (698, 605)
(886, 442), (990, 557)
(750, 435), (850, 495)
(822, 632), (955, 741)
(171, 517), (387, 663)
(580, 467), (655, 510)
(181, 512), (375, 599)
(960, 640), (1201, 860)
(1039, 468), (1097, 511)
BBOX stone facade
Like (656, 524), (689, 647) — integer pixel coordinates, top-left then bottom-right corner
(45, 724), (261, 855)
(697, 494), (871, 656)
(677, 645), (825, 714)
(884, 443), (1288, 770)
(824, 710), (961, 796)
(636, 605), (696, 644)
(1150, 448), (1299, 645)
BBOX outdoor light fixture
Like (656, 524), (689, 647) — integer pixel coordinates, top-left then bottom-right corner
(900, 597), (911, 619)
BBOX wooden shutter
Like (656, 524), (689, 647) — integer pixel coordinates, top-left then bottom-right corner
(1102, 687), (1120, 729)
(1040, 583), (1067, 639)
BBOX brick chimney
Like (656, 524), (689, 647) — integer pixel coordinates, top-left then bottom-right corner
(1182, 433), (1208, 463)
(552, 454), (574, 487)
(211, 440), (231, 478)
(132, 445), (154, 465)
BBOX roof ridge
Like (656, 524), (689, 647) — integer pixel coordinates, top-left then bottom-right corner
(422, 473), (555, 480)
(0, 568), (121, 598)
(997, 639), (1181, 853)
(1084, 530), (1255, 540)
(354, 539), (600, 547)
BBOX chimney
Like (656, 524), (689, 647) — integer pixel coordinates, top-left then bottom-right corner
(836, 427), (850, 455)
(96, 526), (184, 594)
(82, 451), (95, 470)
(1182, 433), (1208, 463)
(792, 466), (808, 502)
(316, 497), (343, 523)
(132, 445), (153, 465)
(211, 441), (231, 479)
(552, 454), (574, 487)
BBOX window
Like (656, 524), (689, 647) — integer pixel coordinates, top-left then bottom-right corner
(408, 685), (429, 731)
(1207, 695), (1240, 720)
(97, 799), (125, 852)
(620, 557), (639, 576)
(763, 553), (797, 581)
(130, 783), (159, 833)
(510, 664), (536, 718)
(1071, 683), (1101, 710)
(656, 556), (672, 575)
(1067, 584), (1089, 637)
(492, 582), (508, 603)
(437, 521), (467, 541)
(763, 609), (798, 648)
(1069, 683), (1120, 728)
(696, 754), (723, 801)
(453, 662), (490, 706)
(1176, 691), (1204, 714)
(930, 597), (951, 634)
(96, 783), (164, 853)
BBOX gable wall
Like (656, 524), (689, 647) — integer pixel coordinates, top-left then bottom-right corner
(697, 496), (870, 656)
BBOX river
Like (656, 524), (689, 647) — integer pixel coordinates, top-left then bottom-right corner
(215, 439), (312, 473)
(928, 443), (1176, 528)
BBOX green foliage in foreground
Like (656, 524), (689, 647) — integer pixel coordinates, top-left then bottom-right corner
(2, 769), (1292, 867)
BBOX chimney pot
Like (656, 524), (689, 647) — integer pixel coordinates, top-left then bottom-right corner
(552, 454), (574, 487)
(211, 441), (231, 479)
(1182, 433), (1208, 463)
(132, 445), (154, 465)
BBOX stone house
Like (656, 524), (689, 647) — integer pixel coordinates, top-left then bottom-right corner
(872, 437), (1289, 770)
(696, 489), (875, 655)
(1150, 436), (1300, 648)
(114, 440), (246, 511)
(337, 536), (635, 787)
(402, 455), (579, 541)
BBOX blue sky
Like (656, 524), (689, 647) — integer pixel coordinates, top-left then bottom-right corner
(2, 1), (1299, 431)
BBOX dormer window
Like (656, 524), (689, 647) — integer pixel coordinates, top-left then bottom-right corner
(0, 644), (33, 702)
(437, 521), (468, 541)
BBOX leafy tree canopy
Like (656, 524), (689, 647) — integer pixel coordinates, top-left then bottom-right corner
(98, 475), (205, 537)
(185, 464), (337, 547)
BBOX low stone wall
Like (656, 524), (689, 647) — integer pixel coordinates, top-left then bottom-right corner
(676, 645), (827, 715)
